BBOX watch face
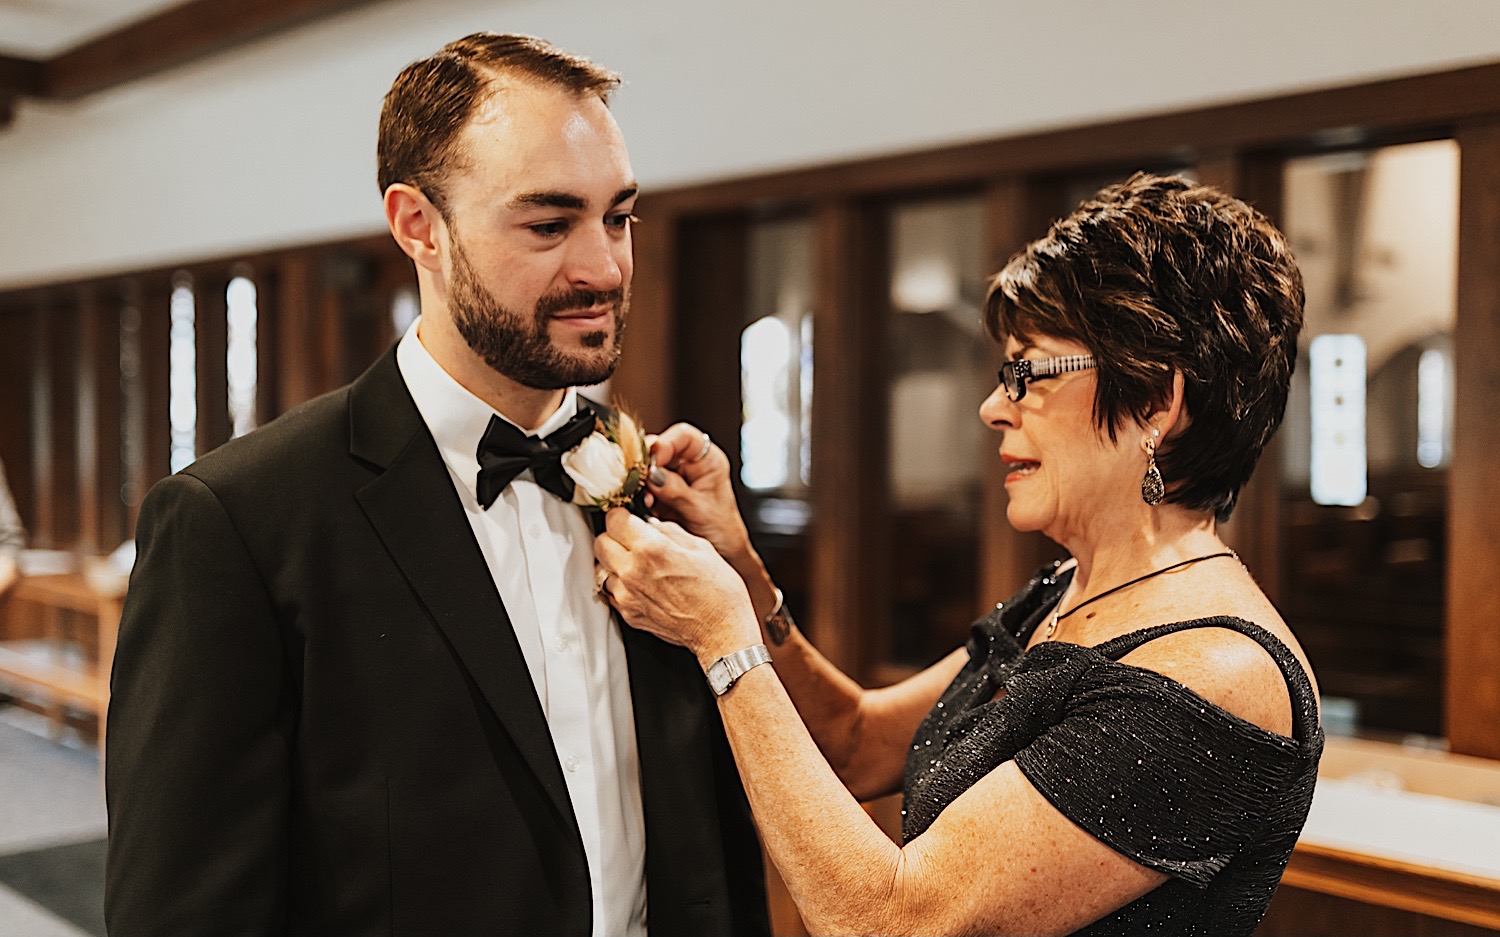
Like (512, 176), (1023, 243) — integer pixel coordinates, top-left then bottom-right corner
(707, 660), (731, 696)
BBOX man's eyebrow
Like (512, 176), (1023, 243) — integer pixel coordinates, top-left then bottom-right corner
(507, 185), (639, 212)
(509, 191), (587, 210)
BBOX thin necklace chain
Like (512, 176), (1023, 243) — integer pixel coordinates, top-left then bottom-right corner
(1042, 550), (1239, 642)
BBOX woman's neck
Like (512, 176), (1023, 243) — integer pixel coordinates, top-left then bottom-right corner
(1060, 504), (1226, 599)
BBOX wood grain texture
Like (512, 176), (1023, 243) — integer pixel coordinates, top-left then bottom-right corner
(1196, 153), (1288, 603)
(611, 207), (680, 434)
(45, 0), (383, 100)
(808, 200), (890, 680)
(1449, 122), (1500, 760)
(976, 179), (1066, 610)
(649, 64), (1500, 218)
(1278, 842), (1500, 929)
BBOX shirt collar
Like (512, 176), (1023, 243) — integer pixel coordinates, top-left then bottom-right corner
(396, 317), (580, 503)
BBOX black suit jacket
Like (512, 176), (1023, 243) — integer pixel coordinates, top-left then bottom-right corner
(105, 350), (769, 937)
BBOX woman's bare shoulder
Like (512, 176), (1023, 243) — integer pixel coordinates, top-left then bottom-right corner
(1115, 607), (1312, 739)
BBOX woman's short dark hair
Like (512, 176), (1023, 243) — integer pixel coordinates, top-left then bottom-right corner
(377, 33), (620, 217)
(985, 172), (1305, 521)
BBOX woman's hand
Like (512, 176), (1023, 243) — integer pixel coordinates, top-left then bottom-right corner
(594, 508), (761, 668)
(645, 423), (753, 563)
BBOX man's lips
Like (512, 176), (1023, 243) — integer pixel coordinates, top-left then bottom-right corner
(550, 305), (614, 325)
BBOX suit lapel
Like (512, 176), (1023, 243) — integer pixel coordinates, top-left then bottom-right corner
(348, 350), (579, 832)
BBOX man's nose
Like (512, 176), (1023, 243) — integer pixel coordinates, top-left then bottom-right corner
(566, 224), (624, 290)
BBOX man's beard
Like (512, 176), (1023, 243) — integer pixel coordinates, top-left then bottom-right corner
(448, 238), (627, 391)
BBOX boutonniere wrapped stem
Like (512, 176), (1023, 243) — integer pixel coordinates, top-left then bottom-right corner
(562, 408), (650, 510)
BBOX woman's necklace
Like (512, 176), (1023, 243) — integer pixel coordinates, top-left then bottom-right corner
(1042, 550), (1239, 642)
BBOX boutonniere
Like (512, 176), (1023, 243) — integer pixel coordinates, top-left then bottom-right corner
(561, 408), (650, 510)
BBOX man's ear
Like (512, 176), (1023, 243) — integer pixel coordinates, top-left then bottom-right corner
(384, 183), (446, 274)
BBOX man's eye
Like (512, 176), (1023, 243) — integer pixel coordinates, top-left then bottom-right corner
(529, 221), (568, 238)
(606, 213), (639, 230)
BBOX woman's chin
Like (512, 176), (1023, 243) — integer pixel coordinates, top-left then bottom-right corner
(1004, 501), (1048, 533)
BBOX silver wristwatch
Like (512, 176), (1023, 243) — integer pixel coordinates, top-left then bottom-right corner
(705, 644), (773, 697)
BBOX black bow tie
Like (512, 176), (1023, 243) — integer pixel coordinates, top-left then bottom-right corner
(475, 407), (597, 508)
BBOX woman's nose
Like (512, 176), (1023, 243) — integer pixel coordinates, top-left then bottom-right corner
(979, 384), (1018, 431)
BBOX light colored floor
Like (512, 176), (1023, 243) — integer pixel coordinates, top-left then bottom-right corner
(0, 706), (103, 937)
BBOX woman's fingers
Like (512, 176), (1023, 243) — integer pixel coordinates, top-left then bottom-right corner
(649, 423), (702, 470)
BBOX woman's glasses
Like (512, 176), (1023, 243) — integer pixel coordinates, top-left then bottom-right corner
(998, 355), (1096, 401)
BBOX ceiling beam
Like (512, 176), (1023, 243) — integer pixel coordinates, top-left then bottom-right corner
(10, 0), (385, 103)
(0, 54), (48, 99)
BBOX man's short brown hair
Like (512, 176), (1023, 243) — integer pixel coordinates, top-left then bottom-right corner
(985, 173), (1305, 521)
(377, 33), (620, 216)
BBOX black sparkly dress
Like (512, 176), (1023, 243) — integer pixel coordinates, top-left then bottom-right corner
(902, 561), (1323, 936)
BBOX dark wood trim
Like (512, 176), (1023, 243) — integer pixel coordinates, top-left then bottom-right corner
(139, 275), (173, 504)
(46, 295), (79, 548)
(74, 287), (102, 553)
(613, 211), (679, 433)
(272, 254), (317, 412)
(807, 200), (890, 679)
(94, 287), (126, 548)
(1198, 152), (1287, 601)
(43, 0), (385, 100)
(194, 272), (231, 458)
(647, 63), (1500, 218)
(976, 180), (1066, 611)
(1448, 121), (1500, 760)
(670, 215), (748, 484)
(1282, 842), (1500, 928)
(0, 54), (46, 98)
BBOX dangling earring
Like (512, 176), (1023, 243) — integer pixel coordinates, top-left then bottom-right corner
(1141, 429), (1164, 506)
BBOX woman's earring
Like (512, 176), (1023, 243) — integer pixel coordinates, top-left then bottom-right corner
(1141, 431), (1165, 506)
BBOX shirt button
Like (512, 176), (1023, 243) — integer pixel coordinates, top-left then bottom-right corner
(564, 755), (581, 773)
(527, 524), (541, 539)
(556, 636), (574, 653)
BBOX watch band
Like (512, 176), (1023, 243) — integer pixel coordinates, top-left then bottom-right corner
(705, 644), (772, 697)
(763, 587), (796, 646)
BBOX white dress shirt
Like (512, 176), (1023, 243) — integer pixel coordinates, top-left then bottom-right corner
(396, 319), (647, 937)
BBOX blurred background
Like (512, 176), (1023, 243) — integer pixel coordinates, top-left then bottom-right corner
(4, 1), (1500, 934)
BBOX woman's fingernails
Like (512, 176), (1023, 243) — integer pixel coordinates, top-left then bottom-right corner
(649, 466), (666, 486)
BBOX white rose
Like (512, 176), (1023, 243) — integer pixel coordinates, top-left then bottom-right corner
(562, 432), (629, 506)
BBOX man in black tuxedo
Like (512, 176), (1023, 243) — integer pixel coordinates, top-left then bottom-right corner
(105, 33), (768, 937)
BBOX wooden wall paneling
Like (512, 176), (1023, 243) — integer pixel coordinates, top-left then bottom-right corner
(0, 305), (35, 535)
(195, 271), (231, 460)
(371, 247), (414, 358)
(273, 254), (317, 412)
(117, 279), (149, 535)
(1448, 122), (1500, 759)
(612, 205), (678, 433)
(93, 285), (125, 548)
(976, 179), (1068, 612)
(808, 199), (890, 680)
(317, 254), (350, 393)
(252, 264), (278, 426)
(1196, 153), (1288, 602)
(73, 286), (101, 553)
(45, 294), (80, 548)
(139, 275), (173, 507)
(332, 248), (391, 384)
(671, 215), (748, 482)
(1258, 885), (1500, 936)
(646, 62), (1493, 219)
(41, 0), (386, 100)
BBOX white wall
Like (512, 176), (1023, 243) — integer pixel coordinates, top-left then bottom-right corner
(5, 0), (1500, 290)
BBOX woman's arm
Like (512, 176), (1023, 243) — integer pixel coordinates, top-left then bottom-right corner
(645, 424), (961, 799)
(595, 511), (1167, 935)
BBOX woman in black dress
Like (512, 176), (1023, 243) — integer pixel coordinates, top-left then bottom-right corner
(596, 173), (1321, 935)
